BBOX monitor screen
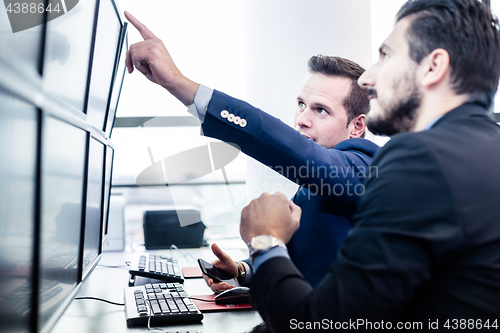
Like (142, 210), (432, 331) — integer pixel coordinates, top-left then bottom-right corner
(42, 0), (98, 113)
(86, 0), (122, 130)
(39, 117), (87, 332)
(101, 145), (115, 240)
(105, 27), (128, 136)
(0, 88), (38, 333)
(82, 137), (105, 279)
(0, 3), (44, 74)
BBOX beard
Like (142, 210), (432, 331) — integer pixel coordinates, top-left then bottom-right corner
(366, 73), (422, 136)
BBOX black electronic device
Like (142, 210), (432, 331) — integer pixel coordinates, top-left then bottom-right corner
(104, 24), (128, 136)
(0, 87), (39, 333)
(143, 210), (206, 249)
(214, 287), (250, 305)
(81, 136), (106, 280)
(1, 0), (126, 332)
(129, 253), (184, 284)
(124, 283), (203, 326)
(42, 0), (99, 113)
(85, 0), (123, 130)
(39, 118), (87, 331)
(101, 145), (115, 241)
(197, 259), (239, 286)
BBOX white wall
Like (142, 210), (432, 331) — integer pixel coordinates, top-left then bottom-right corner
(115, 0), (247, 117)
(242, 0), (373, 200)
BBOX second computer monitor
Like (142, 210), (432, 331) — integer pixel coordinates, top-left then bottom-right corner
(86, 0), (124, 131)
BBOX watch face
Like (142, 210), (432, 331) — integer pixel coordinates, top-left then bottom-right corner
(251, 235), (272, 250)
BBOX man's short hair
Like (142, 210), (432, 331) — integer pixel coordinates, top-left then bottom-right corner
(307, 55), (369, 127)
(396, 0), (500, 108)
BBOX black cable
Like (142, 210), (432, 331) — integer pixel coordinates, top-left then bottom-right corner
(74, 296), (125, 306)
(148, 296), (216, 303)
(185, 297), (215, 302)
(98, 264), (129, 268)
(97, 261), (130, 268)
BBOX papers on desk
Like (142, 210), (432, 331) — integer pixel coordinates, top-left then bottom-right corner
(182, 266), (203, 278)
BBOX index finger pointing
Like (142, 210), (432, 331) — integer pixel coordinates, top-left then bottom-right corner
(124, 11), (157, 40)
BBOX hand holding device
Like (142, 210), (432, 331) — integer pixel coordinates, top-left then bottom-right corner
(199, 244), (239, 293)
(198, 255), (239, 292)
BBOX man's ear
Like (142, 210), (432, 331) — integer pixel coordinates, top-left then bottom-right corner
(348, 114), (366, 138)
(420, 48), (450, 88)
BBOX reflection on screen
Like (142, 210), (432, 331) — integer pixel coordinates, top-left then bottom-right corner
(0, 88), (37, 333)
(86, 0), (121, 130)
(43, 0), (97, 112)
(39, 117), (86, 330)
(0, 7), (43, 73)
(82, 138), (104, 277)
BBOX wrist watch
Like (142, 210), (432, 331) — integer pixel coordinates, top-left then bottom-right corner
(236, 261), (246, 285)
(247, 235), (287, 262)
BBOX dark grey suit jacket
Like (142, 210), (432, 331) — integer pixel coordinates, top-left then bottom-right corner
(251, 102), (500, 332)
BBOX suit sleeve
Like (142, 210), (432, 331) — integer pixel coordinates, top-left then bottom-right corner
(250, 134), (462, 332)
(202, 90), (371, 205)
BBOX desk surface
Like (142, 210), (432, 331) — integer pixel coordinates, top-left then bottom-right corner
(52, 249), (263, 333)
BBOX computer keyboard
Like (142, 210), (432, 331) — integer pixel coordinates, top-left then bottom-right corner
(124, 283), (203, 326)
(129, 253), (183, 283)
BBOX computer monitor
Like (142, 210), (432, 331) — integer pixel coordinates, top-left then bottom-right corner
(81, 136), (105, 280)
(85, 0), (123, 130)
(0, 3), (44, 74)
(0, 87), (39, 333)
(105, 24), (128, 136)
(42, 0), (98, 113)
(1, 1), (124, 332)
(38, 117), (87, 333)
(102, 145), (115, 241)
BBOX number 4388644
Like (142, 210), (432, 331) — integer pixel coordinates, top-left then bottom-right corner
(6, 2), (61, 14)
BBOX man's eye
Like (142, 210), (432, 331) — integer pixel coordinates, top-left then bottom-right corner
(318, 108), (328, 115)
(298, 102), (306, 110)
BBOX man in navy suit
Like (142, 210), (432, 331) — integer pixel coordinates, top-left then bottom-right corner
(235, 0), (500, 331)
(124, 13), (378, 289)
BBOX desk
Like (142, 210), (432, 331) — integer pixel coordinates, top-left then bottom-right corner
(52, 249), (263, 333)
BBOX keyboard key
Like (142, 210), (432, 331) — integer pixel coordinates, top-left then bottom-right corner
(150, 300), (161, 314)
(158, 300), (169, 313)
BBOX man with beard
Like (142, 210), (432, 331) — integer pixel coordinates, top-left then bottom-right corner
(237, 0), (500, 331)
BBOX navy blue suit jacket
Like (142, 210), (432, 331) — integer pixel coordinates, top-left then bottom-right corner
(251, 102), (500, 332)
(202, 90), (378, 285)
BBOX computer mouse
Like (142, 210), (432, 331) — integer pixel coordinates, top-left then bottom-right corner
(214, 286), (251, 305)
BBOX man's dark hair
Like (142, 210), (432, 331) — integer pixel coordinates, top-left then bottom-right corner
(396, 0), (500, 108)
(307, 55), (369, 127)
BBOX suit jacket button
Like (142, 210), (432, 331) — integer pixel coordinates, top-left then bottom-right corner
(233, 116), (241, 125)
(227, 114), (235, 122)
(239, 119), (247, 128)
(221, 110), (229, 118)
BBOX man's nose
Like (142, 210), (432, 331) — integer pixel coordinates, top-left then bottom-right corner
(296, 108), (313, 128)
(358, 63), (378, 89)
